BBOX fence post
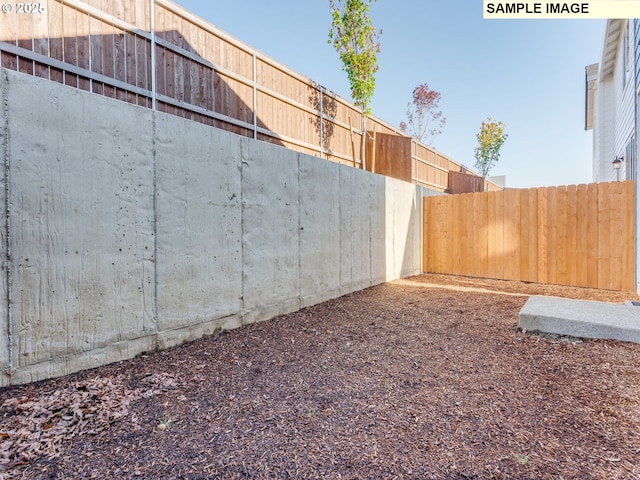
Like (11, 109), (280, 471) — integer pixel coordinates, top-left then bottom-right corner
(253, 51), (258, 140)
(150, 0), (157, 110)
(319, 87), (324, 159)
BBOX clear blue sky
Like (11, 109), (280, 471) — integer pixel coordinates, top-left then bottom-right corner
(174, 0), (604, 189)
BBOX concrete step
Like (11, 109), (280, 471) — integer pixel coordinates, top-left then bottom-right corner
(518, 296), (640, 344)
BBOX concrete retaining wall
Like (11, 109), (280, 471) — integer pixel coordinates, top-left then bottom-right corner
(0, 68), (428, 386)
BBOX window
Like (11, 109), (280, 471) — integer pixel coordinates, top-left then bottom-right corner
(625, 136), (636, 181)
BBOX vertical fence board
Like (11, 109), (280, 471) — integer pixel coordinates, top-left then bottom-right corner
(503, 189), (520, 281)
(432, 196), (444, 274)
(463, 194), (475, 276)
(62, 5), (79, 88)
(586, 183), (599, 288)
(423, 198), (430, 273)
(494, 190), (505, 280)
(436, 196), (450, 274)
(487, 191), (498, 279)
(472, 194), (481, 276)
(622, 181), (636, 291)
(444, 195), (454, 275)
(49, 1), (64, 83)
(76, 5), (91, 92)
(165, 10), (178, 115)
(609, 181), (624, 291)
(527, 188), (538, 283)
(451, 193), (464, 275)
(566, 185), (578, 287)
(556, 187), (568, 285)
(154, 6), (166, 99)
(547, 187), (558, 285)
(429, 196), (441, 273)
(113, 5), (126, 102)
(430, 196), (438, 274)
(204, 30), (215, 112)
(33, 0), (50, 79)
(576, 184), (589, 287)
(0, 2), (17, 70)
(537, 187), (548, 284)
(453, 194), (464, 275)
(479, 193), (490, 276)
(597, 182), (611, 289)
(424, 197), (432, 273)
(100, 0), (115, 98)
(89, 8), (103, 94)
(123, 4), (137, 104)
(17, 7), (34, 74)
(138, 0), (151, 98)
(519, 189), (531, 282)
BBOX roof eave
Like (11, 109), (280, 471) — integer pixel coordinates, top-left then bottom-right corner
(600, 19), (623, 79)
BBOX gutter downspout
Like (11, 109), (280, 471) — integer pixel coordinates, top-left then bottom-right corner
(633, 19), (639, 293)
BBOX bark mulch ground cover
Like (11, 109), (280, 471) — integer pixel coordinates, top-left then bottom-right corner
(1, 273), (639, 479)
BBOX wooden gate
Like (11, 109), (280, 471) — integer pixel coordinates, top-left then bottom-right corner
(423, 181), (636, 291)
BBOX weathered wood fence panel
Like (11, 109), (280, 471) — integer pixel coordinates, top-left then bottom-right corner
(447, 170), (485, 194)
(423, 181), (636, 291)
(0, 0), (500, 193)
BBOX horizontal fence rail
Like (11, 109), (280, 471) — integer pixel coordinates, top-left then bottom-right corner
(0, 0), (499, 193)
(423, 181), (636, 291)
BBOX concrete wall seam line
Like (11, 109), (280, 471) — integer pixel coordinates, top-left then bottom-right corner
(370, 173), (377, 287)
(297, 152), (302, 307)
(152, 112), (159, 346)
(240, 137), (246, 324)
(1, 69), (12, 377)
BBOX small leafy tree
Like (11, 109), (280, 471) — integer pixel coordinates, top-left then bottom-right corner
(400, 83), (446, 146)
(328, 0), (381, 169)
(474, 118), (508, 177)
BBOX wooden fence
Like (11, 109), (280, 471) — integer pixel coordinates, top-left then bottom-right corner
(447, 170), (485, 194)
(423, 181), (636, 291)
(0, 0), (499, 193)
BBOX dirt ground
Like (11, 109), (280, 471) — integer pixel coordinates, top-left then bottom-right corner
(1, 274), (639, 479)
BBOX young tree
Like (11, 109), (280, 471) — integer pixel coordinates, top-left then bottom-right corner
(328, 0), (381, 169)
(474, 118), (508, 177)
(399, 83), (446, 146)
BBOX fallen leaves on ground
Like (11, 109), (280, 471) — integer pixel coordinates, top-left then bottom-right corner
(0, 373), (176, 476)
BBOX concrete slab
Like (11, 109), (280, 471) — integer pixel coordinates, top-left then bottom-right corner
(519, 296), (640, 344)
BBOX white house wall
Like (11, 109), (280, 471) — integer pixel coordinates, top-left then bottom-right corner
(593, 77), (615, 182)
(613, 22), (635, 179)
(592, 20), (635, 182)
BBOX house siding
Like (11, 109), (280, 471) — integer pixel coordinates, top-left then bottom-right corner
(593, 78), (615, 182)
(635, 20), (640, 83)
(592, 20), (634, 182)
(613, 21), (635, 180)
